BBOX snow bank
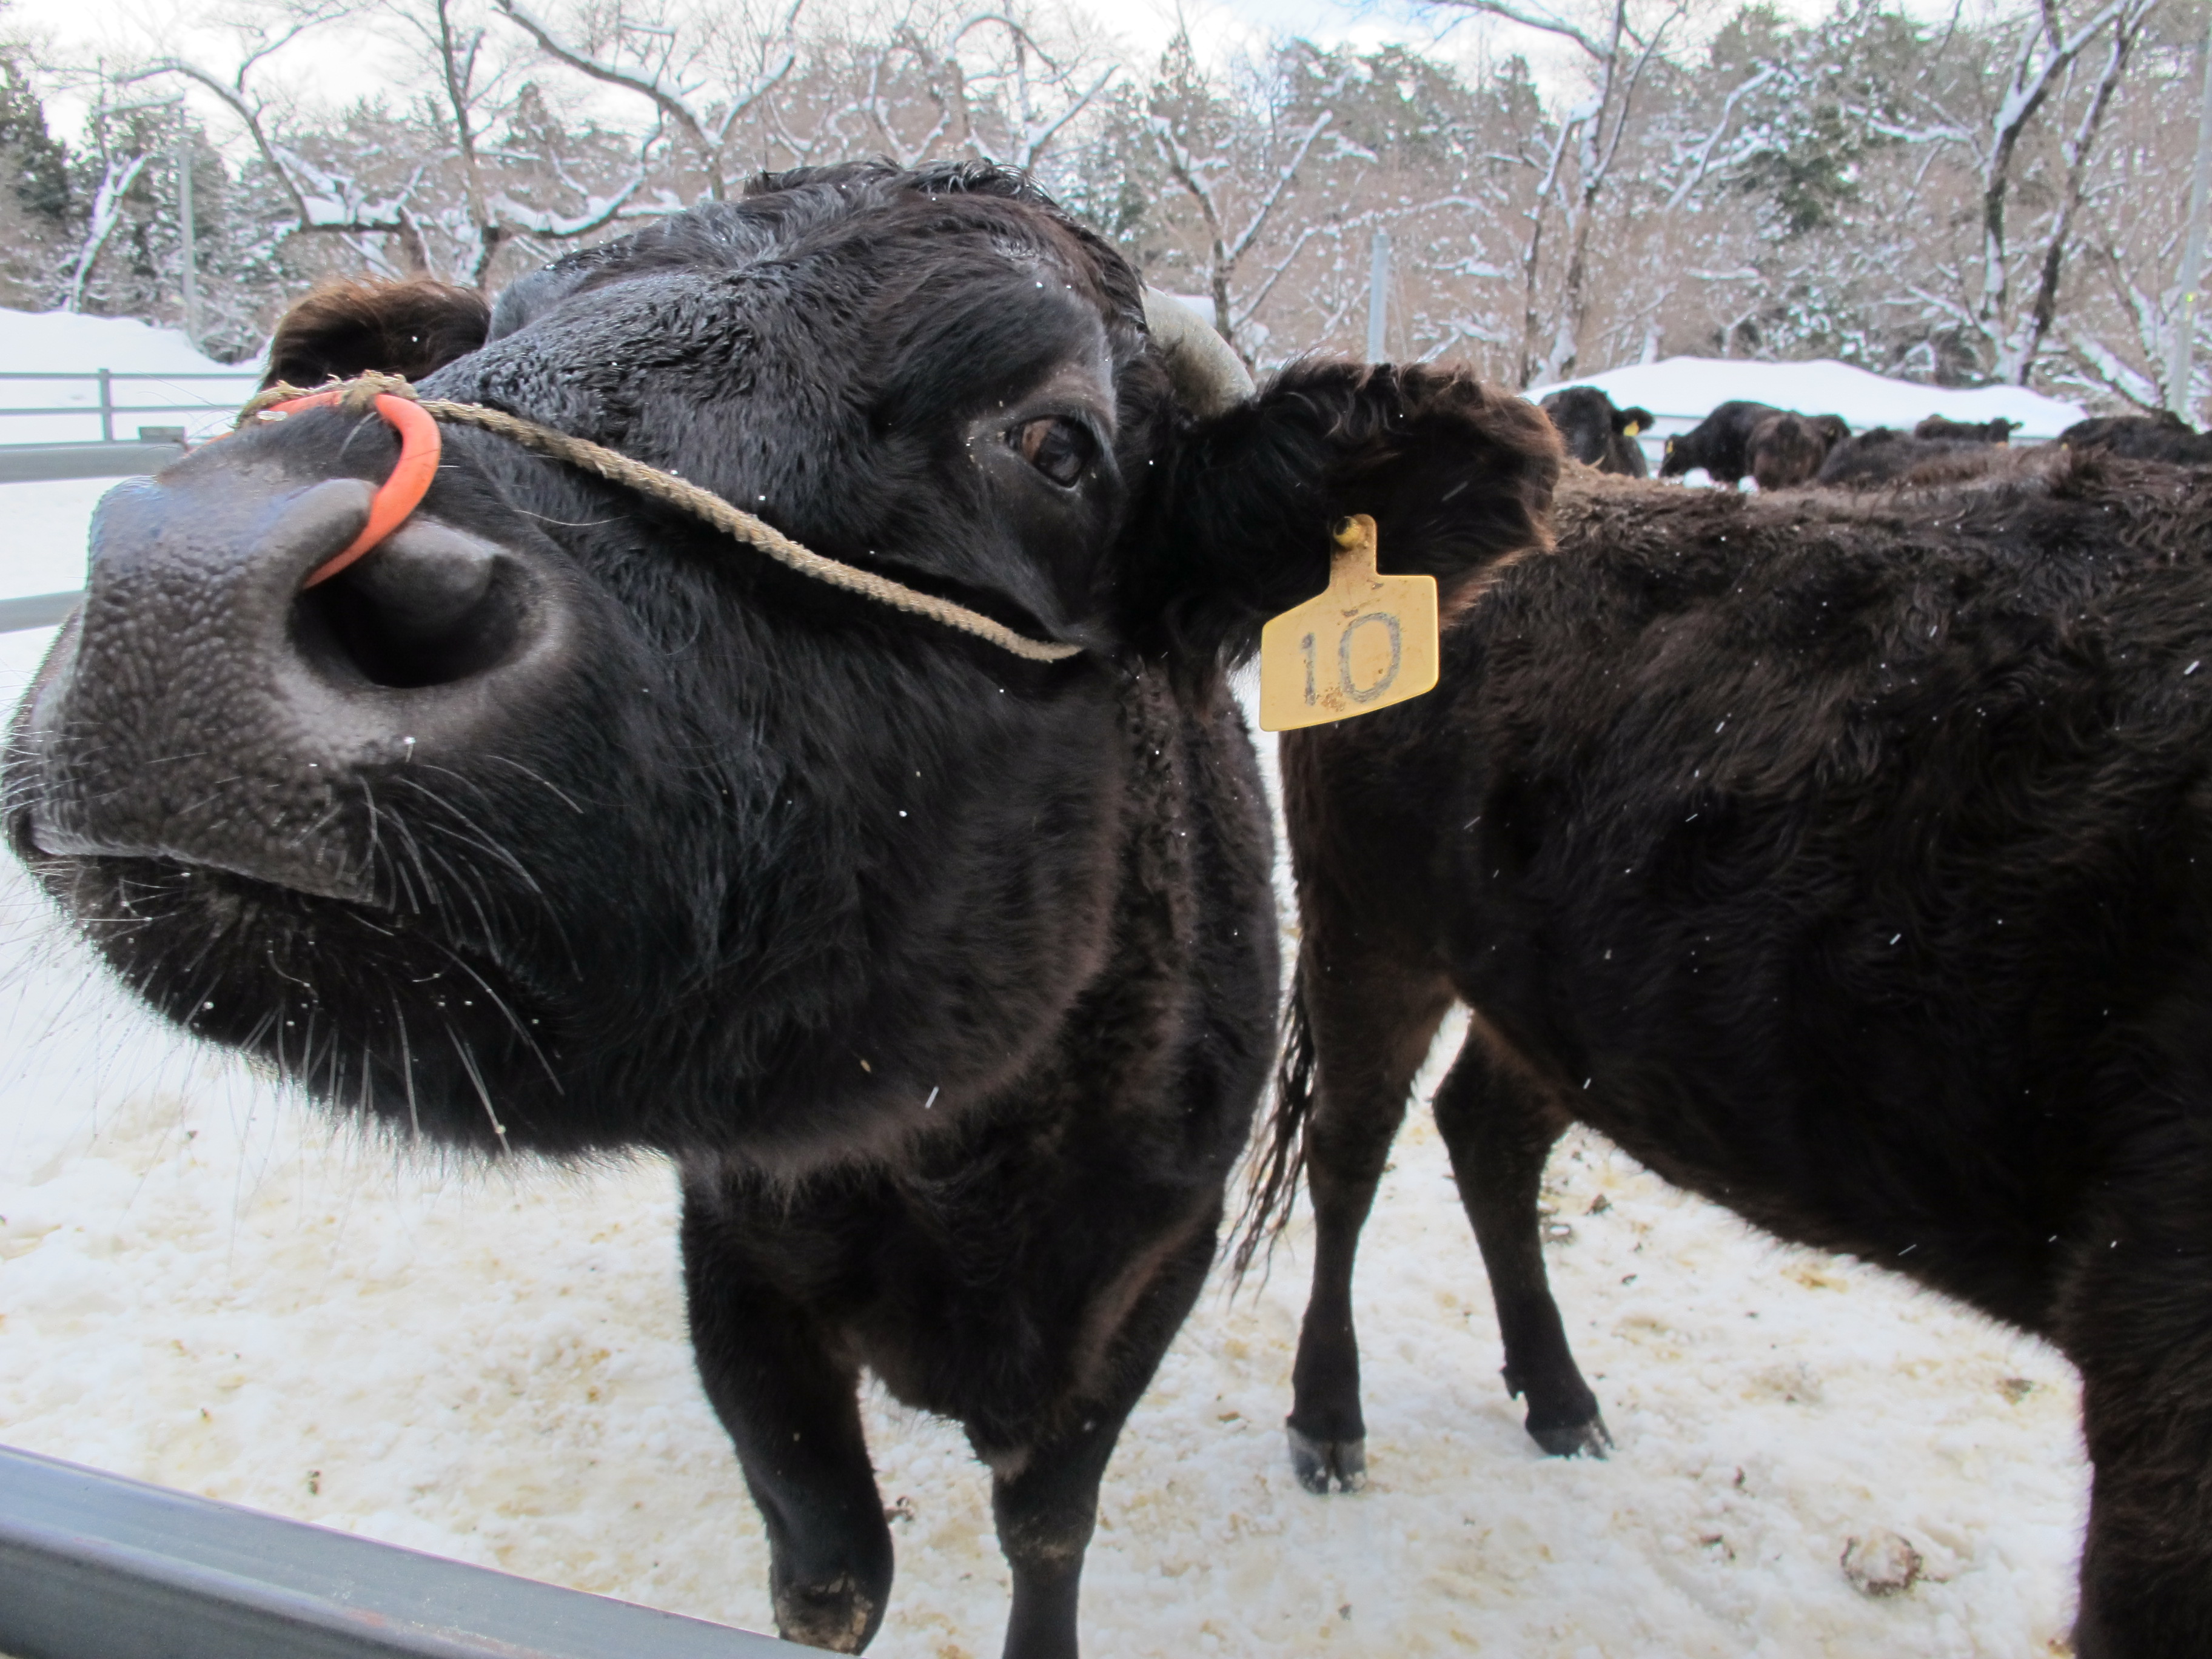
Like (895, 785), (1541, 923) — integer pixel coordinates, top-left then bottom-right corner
(1531, 357), (2087, 443)
(0, 606), (2088, 1657)
(0, 309), (234, 379)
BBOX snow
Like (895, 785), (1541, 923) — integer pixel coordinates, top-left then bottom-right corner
(1529, 357), (2090, 475)
(0, 307), (257, 602)
(0, 322), (2091, 1657)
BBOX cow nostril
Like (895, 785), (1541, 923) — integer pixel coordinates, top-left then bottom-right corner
(294, 520), (524, 689)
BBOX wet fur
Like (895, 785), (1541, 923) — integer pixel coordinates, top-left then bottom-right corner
(2061, 409), (2212, 466)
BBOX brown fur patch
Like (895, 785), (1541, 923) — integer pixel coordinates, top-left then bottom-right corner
(263, 279), (491, 390)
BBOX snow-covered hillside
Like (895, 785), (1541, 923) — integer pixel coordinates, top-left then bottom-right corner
(0, 320), (2093, 1656)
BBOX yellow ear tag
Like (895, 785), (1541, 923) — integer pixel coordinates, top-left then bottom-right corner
(1623, 421), (1641, 437)
(1258, 514), (1439, 732)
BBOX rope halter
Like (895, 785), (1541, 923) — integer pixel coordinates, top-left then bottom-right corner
(238, 372), (1085, 665)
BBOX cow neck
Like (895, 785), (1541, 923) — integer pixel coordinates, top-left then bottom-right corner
(236, 373), (1086, 666)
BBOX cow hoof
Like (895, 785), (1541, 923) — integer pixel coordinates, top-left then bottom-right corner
(1528, 1412), (1612, 1459)
(773, 1574), (880, 1653)
(1287, 1424), (1367, 1493)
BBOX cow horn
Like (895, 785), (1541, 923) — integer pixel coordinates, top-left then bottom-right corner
(1142, 289), (1255, 417)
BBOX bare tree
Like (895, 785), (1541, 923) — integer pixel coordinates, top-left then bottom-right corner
(1967, 0), (2159, 380)
(133, 0), (648, 285)
(1144, 32), (1335, 359)
(494, 0), (801, 202)
(1419, 0), (1689, 383)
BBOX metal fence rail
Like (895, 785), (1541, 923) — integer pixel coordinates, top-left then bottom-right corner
(0, 432), (204, 631)
(0, 369), (258, 441)
(0, 439), (186, 483)
(0, 1441), (791, 1659)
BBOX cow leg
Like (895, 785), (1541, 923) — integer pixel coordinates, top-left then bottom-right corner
(1429, 1021), (1609, 1456)
(981, 1222), (1216, 1659)
(681, 1195), (893, 1654)
(1285, 949), (1453, 1493)
(2058, 1192), (2212, 1657)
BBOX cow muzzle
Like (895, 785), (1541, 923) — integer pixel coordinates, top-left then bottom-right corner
(12, 460), (575, 903)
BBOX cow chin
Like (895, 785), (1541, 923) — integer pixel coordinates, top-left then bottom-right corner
(0, 447), (651, 1150)
(21, 842), (577, 1155)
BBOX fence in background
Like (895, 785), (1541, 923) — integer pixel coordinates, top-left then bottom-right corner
(0, 369), (258, 443)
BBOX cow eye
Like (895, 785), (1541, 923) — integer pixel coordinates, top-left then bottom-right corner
(1014, 417), (1093, 487)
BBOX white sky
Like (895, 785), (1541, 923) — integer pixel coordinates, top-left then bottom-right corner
(1, 0), (1875, 168)
(4, 0), (1507, 149)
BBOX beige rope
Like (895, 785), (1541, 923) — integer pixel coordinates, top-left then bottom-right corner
(243, 375), (1084, 665)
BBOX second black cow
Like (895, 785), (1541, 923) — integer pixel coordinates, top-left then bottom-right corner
(1264, 451), (2212, 1657)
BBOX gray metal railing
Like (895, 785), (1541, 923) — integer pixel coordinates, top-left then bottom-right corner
(0, 1441), (791, 1659)
(0, 429), (204, 630)
(0, 438), (188, 483)
(0, 369), (258, 441)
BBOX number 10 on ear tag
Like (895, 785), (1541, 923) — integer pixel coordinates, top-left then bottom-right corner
(1258, 515), (1439, 732)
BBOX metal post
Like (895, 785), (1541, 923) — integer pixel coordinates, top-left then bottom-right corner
(1366, 230), (1390, 363)
(175, 107), (199, 350)
(2169, 12), (2212, 421)
(96, 367), (112, 443)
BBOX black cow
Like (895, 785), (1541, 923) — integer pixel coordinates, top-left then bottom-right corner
(1914, 414), (2017, 443)
(1658, 399), (1780, 488)
(1261, 453), (2212, 1658)
(1814, 426), (2014, 490)
(1537, 386), (1654, 477)
(5, 161), (1558, 1658)
(2060, 409), (2212, 464)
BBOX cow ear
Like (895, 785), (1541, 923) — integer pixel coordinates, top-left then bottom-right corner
(1123, 361), (1561, 664)
(1617, 406), (1655, 435)
(262, 279), (492, 390)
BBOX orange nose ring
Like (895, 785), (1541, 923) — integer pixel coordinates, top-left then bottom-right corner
(258, 390), (443, 588)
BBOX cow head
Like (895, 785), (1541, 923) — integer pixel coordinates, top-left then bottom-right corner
(7, 160), (1556, 1168)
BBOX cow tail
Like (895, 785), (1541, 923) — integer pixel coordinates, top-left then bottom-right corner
(1231, 961), (1317, 1286)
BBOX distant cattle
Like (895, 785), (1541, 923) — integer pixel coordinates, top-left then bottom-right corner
(1746, 411), (1846, 491)
(1914, 414), (2017, 443)
(2060, 409), (2212, 465)
(1814, 426), (2014, 490)
(1538, 386), (1655, 477)
(1658, 400), (1781, 488)
(1261, 449), (2212, 1658)
(7, 159), (1563, 1657)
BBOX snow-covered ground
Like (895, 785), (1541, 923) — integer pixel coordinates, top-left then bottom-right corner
(0, 312), (2092, 1657)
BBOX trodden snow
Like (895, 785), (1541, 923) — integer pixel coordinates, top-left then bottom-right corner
(0, 312), (2090, 1655)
